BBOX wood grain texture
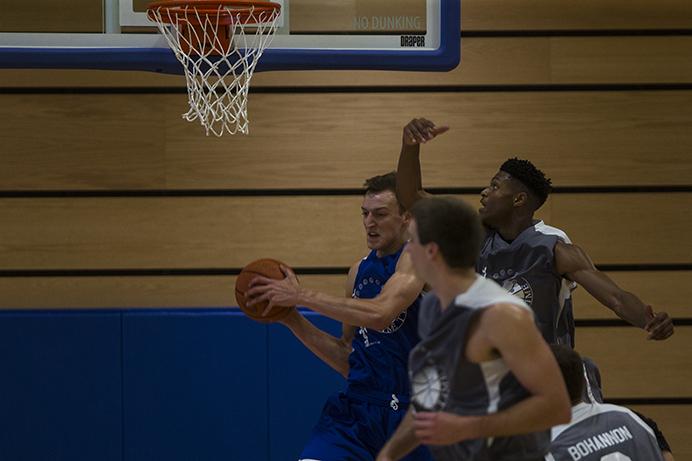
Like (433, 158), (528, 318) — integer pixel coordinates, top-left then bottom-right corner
(0, 0), (102, 32)
(550, 193), (692, 265)
(2, 37), (691, 87)
(0, 196), (365, 269)
(0, 275), (346, 309)
(573, 272), (692, 320)
(1, 91), (691, 190)
(462, 0), (692, 31)
(1, 272), (689, 318)
(0, 94), (168, 189)
(575, 326), (692, 398)
(4, 0), (692, 33)
(0, 193), (689, 270)
(627, 405), (692, 459)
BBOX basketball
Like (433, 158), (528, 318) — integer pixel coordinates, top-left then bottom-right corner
(235, 258), (295, 323)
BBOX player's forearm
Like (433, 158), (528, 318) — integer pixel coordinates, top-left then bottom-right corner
(297, 287), (393, 330)
(281, 312), (351, 377)
(607, 290), (650, 329)
(378, 408), (420, 461)
(396, 143), (425, 210)
(462, 394), (570, 440)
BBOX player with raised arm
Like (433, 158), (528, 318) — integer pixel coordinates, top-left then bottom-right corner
(396, 118), (674, 346)
(394, 117), (675, 452)
(246, 172), (432, 461)
(377, 196), (571, 461)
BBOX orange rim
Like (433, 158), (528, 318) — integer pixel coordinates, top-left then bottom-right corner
(146, 0), (280, 24)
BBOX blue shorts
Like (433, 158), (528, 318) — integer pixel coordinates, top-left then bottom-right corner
(299, 391), (432, 461)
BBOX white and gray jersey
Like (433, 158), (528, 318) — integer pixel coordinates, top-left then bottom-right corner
(546, 402), (664, 461)
(410, 276), (549, 461)
(477, 221), (576, 347)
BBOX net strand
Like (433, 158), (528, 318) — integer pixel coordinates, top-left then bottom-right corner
(149, 3), (280, 136)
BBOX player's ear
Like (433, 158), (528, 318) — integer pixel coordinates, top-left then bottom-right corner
(513, 191), (528, 208)
(401, 209), (412, 225)
(426, 241), (439, 260)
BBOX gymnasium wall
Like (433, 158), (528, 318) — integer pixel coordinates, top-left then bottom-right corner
(1, 0), (692, 460)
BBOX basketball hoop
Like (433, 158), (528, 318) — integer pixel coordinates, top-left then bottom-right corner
(147, 0), (281, 136)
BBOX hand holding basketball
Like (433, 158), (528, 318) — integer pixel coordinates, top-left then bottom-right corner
(235, 258), (296, 323)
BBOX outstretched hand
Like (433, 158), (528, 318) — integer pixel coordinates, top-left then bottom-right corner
(644, 305), (674, 340)
(246, 265), (300, 317)
(403, 118), (449, 146)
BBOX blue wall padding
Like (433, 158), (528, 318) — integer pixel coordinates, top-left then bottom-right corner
(267, 315), (344, 461)
(0, 309), (347, 461)
(0, 312), (122, 461)
(123, 311), (270, 461)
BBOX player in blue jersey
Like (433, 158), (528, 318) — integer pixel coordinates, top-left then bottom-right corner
(246, 172), (433, 461)
(376, 196), (571, 461)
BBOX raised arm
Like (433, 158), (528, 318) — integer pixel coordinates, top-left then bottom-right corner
(271, 262), (360, 377)
(555, 241), (674, 340)
(412, 304), (571, 445)
(396, 118), (448, 210)
(246, 251), (425, 331)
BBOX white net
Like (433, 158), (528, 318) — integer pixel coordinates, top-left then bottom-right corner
(148, 1), (281, 136)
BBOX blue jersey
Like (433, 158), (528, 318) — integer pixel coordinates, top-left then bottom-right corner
(299, 246), (432, 461)
(346, 247), (422, 402)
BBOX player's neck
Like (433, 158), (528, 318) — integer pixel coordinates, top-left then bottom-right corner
(496, 215), (535, 242)
(375, 237), (406, 258)
(432, 267), (477, 310)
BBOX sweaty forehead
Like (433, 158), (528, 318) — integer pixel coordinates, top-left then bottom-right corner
(492, 170), (524, 191)
(362, 190), (399, 209)
(492, 170), (513, 183)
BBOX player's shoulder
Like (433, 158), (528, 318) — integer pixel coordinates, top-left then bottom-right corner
(346, 255), (368, 285)
(455, 276), (531, 312)
(394, 247), (414, 270)
(534, 221), (572, 244)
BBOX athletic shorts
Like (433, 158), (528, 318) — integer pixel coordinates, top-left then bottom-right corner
(299, 391), (432, 461)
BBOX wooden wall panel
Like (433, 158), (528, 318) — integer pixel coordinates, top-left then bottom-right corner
(4, 0), (692, 33)
(2, 37), (691, 88)
(574, 272), (692, 320)
(462, 0), (692, 31)
(551, 193), (692, 265)
(0, 196), (365, 269)
(1, 272), (690, 316)
(1, 94), (168, 189)
(0, 193), (689, 270)
(549, 36), (692, 84)
(0, 275), (346, 309)
(0, 0), (102, 32)
(628, 405), (692, 459)
(575, 326), (692, 398)
(2, 91), (691, 190)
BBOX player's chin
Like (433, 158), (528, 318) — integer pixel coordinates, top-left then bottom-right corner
(478, 210), (492, 227)
(366, 235), (381, 249)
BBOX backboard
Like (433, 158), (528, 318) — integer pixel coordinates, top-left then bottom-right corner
(0, 0), (460, 74)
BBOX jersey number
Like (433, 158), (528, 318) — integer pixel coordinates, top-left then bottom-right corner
(601, 453), (632, 461)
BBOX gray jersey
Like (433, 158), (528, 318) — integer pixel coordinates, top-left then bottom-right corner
(410, 276), (549, 461)
(477, 221), (575, 347)
(546, 402), (664, 461)
(478, 222), (604, 403)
